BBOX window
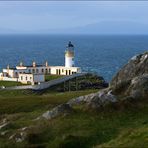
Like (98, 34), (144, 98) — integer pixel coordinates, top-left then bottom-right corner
(45, 68), (48, 73)
(59, 69), (61, 75)
(62, 69), (64, 72)
(36, 69), (39, 73)
(69, 70), (71, 75)
(72, 72), (76, 74)
(42, 69), (44, 73)
(28, 69), (31, 73)
(56, 69), (58, 75)
(30, 77), (32, 80)
(48, 68), (51, 73)
(66, 70), (68, 75)
(26, 77), (27, 80)
(21, 76), (23, 80)
(32, 69), (35, 73)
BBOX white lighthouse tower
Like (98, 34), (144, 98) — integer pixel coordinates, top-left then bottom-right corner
(65, 41), (75, 67)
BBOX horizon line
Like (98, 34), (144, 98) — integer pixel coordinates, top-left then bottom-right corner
(1, 33), (148, 36)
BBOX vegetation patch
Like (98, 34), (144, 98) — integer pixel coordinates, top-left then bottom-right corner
(45, 75), (64, 81)
(0, 81), (23, 87)
(43, 73), (108, 93)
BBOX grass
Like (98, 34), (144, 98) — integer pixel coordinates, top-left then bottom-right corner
(25, 98), (148, 148)
(1, 97), (147, 148)
(0, 81), (23, 87)
(0, 89), (98, 148)
(0, 88), (147, 148)
(45, 75), (64, 81)
(0, 89), (97, 115)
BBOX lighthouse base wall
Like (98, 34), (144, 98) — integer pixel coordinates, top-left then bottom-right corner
(65, 57), (74, 67)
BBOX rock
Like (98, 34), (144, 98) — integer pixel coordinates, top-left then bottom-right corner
(41, 92), (115, 120)
(67, 89), (116, 109)
(42, 103), (72, 120)
(0, 118), (10, 130)
(67, 93), (97, 106)
(126, 74), (148, 99)
(110, 52), (148, 99)
(0, 131), (8, 136)
(111, 52), (148, 87)
(21, 127), (28, 131)
(9, 127), (28, 143)
(0, 123), (9, 130)
(9, 133), (26, 142)
(86, 89), (116, 108)
(68, 51), (148, 108)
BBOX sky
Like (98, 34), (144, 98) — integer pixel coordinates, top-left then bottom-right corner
(1, 1), (148, 34)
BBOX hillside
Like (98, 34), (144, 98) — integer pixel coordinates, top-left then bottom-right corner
(0, 52), (147, 148)
(0, 88), (147, 148)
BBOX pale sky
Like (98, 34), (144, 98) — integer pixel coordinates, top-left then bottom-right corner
(1, 1), (148, 34)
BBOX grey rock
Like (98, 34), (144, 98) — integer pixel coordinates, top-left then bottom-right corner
(0, 130), (8, 136)
(110, 52), (148, 99)
(9, 133), (26, 143)
(42, 103), (72, 120)
(9, 127), (28, 143)
(111, 52), (148, 87)
(68, 89), (116, 109)
(0, 118), (10, 130)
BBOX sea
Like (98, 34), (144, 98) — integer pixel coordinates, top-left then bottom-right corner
(0, 34), (147, 82)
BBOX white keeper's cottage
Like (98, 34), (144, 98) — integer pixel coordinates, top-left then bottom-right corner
(0, 41), (81, 85)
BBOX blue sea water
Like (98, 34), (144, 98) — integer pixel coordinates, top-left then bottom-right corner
(0, 35), (147, 81)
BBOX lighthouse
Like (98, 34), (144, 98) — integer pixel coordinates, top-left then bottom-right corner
(65, 41), (75, 67)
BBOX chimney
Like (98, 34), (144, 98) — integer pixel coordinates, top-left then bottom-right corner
(33, 61), (36, 67)
(7, 64), (10, 70)
(20, 61), (23, 67)
(45, 61), (48, 67)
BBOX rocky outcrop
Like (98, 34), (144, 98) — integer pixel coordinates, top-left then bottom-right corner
(111, 52), (148, 87)
(39, 90), (116, 120)
(110, 52), (148, 99)
(68, 89), (116, 109)
(39, 51), (147, 121)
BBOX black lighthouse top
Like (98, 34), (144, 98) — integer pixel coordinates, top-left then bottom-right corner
(67, 41), (74, 48)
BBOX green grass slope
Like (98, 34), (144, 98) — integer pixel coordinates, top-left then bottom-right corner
(45, 75), (63, 82)
(0, 88), (147, 148)
(31, 99), (148, 148)
(0, 81), (23, 87)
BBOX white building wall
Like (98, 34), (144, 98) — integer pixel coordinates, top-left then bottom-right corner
(18, 73), (45, 84)
(65, 57), (74, 67)
(50, 66), (80, 75)
(14, 69), (28, 78)
(2, 77), (18, 82)
(3, 69), (15, 77)
(27, 66), (50, 74)
(16, 66), (27, 70)
(18, 74), (33, 84)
